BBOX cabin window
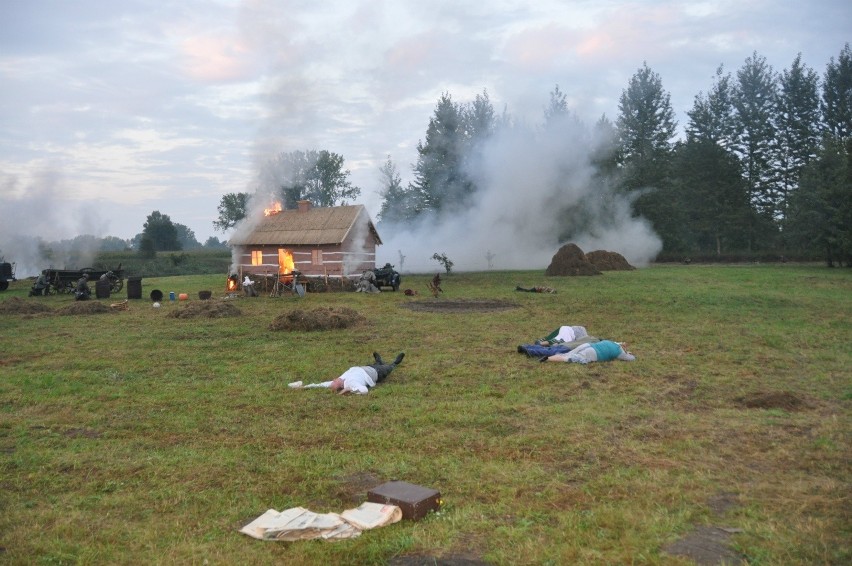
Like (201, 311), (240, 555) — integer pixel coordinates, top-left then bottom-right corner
(312, 249), (323, 265)
(251, 250), (263, 266)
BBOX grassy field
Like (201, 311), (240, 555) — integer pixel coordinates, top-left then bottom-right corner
(1, 265), (849, 565)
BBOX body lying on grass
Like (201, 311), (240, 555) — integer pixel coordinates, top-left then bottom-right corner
(290, 352), (404, 394)
(540, 340), (635, 364)
(518, 325), (600, 357)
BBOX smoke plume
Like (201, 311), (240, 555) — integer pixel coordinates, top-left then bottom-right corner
(375, 117), (662, 272)
(0, 167), (106, 277)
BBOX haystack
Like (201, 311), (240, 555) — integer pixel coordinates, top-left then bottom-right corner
(167, 301), (242, 319)
(545, 243), (601, 276)
(269, 307), (365, 332)
(0, 297), (53, 315)
(56, 302), (111, 316)
(586, 250), (635, 271)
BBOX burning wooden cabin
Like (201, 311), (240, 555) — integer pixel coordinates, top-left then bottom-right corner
(228, 200), (382, 285)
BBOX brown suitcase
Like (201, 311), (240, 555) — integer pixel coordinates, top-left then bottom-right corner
(367, 481), (441, 521)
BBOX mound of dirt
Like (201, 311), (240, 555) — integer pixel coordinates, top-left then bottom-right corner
(0, 297), (53, 315)
(545, 243), (601, 276)
(403, 299), (519, 313)
(56, 302), (112, 315)
(167, 301), (242, 319)
(268, 307), (365, 331)
(737, 391), (808, 411)
(586, 250), (635, 271)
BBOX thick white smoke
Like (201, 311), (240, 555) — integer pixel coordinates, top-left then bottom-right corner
(375, 117), (662, 272)
(0, 167), (106, 277)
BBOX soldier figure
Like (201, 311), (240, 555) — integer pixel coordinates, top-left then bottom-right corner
(29, 270), (50, 296)
(75, 273), (91, 301)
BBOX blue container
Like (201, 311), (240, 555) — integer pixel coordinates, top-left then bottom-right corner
(169, 291), (176, 301)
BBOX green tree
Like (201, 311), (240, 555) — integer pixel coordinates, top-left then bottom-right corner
(203, 236), (228, 249)
(786, 136), (852, 265)
(733, 52), (780, 247)
(616, 63), (681, 250)
(142, 211), (180, 251)
(617, 62), (678, 185)
(376, 156), (410, 225)
(465, 89), (497, 143)
(98, 236), (130, 251)
(672, 138), (752, 256)
(174, 223), (201, 250)
(821, 43), (852, 143)
(137, 235), (156, 259)
(776, 54), (821, 226)
(305, 150), (360, 207)
(268, 150), (360, 209)
(409, 92), (470, 218)
(543, 84), (569, 126)
(686, 65), (737, 150)
(213, 192), (249, 232)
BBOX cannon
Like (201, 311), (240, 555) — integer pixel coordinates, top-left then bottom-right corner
(372, 263), (401, 292)
(39, 265), (124, 295)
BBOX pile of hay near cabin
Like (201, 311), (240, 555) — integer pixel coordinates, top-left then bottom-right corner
(167, 301), (242, 319)
(56, 302), (112, 316)
(544, 243), (601, 276)
(586, 250), (635, 271)
(268, 307), (365, 332)
(0, 297), (53, 315)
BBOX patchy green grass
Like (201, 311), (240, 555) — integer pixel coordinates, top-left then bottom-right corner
(0, 265), (849, 565)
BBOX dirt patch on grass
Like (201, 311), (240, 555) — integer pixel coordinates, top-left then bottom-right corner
(402, 299), (518, 313)
(664, 492), (743, 564)
(737, 390), (809, 411)
(56, 302), (112, 315)
(332, 471), (383, 505)
(388, 556), (491, 566)
(166, 301), (242, 319)
(0, 297), (53, 315)
(663, 525), (744, 565)
(706, 492), (740, 516)
(268, 307), (365, 331)
(64, 427), (102, 439)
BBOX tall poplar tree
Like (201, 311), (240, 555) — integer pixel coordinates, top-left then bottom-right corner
(821, 43), (852, 144)
(733, 52), (780, 248)
(776, 54), (821, 225)
(686, 65), (737, 150)
(409, 92), (470, 218)
(616, 63), (680, 249)
(376, 156), (409, 225)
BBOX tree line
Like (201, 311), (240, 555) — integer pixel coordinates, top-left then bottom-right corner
(215, 44), (851, 266)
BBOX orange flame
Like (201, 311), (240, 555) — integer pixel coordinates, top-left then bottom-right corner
(278, 249), (295, 276)
(227, 276), (238, 292)
(264, 202), (283, 216)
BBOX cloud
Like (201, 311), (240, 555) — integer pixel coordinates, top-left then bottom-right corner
(181, 35), (254, 82)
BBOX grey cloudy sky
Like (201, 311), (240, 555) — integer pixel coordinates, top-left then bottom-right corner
(1, 0), (849, 252)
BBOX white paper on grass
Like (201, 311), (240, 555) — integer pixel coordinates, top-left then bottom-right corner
(240, 502), (402, 542)
(339, 502), (403, 530)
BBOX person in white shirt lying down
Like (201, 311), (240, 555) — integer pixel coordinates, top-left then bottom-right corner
(291, 352), (405, 394)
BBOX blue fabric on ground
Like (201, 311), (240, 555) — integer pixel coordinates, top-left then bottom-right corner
(518, 344), (573, 357)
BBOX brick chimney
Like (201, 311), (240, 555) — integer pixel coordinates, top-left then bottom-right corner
(297, 200), (311, 213)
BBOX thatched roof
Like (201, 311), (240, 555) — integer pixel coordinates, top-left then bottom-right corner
(229, 204), (382, 246)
